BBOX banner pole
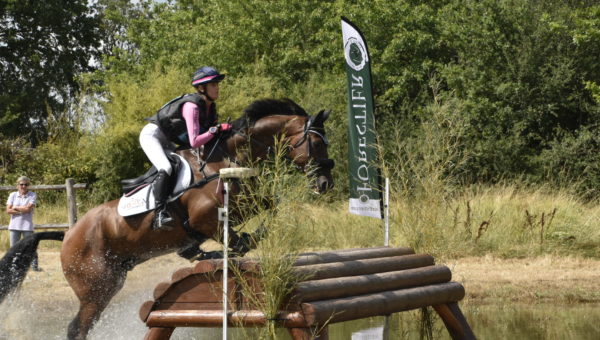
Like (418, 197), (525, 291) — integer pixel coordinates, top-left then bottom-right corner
(222, 182), (230, 340)
(383, 177), (390, 339)
(384, 177), (390, 246)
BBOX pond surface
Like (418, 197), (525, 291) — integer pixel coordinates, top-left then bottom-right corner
(166, 303), (600, 339)
(1, 289), (598, 340)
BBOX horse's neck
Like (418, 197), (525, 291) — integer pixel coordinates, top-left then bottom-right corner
(243, 116), (296, 159)
(177, 140), (242, 179)
(181, 115), (298, 176)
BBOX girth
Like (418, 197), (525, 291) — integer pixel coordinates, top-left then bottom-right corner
(171, 173), (220, 243)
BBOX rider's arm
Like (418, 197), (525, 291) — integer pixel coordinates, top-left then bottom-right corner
(182, 102), (216, 148)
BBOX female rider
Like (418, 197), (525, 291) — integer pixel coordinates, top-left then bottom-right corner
(140, 66), (231, 229)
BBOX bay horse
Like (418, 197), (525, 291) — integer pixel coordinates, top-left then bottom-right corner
(0, 98), (333, 340)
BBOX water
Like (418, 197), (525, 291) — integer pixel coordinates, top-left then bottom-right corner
(1, 298), (599, 339)
(351, 325), (385, 339)
(331, 304), (600, 340)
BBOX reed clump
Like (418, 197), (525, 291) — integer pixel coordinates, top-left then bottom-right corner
(230, 138), (324, 339)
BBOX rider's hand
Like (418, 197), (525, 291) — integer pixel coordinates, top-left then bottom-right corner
(219, 123), (232, 131)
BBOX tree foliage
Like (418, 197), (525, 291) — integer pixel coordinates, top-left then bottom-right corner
(3, 0), (600, 201)
(0, 0), (103, 144)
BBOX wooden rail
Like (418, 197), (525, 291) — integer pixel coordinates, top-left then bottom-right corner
(140, 246), (476, 340)
(0, 179), (88, 229)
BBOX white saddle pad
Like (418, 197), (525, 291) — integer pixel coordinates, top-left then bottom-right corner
(117, 153), (193, 217)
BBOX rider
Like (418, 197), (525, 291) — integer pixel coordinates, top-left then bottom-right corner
(141, 66), (232, 229)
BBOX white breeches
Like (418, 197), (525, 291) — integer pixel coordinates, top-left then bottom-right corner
(139, 123), (175, 175)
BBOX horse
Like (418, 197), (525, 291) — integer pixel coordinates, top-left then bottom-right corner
(0, 98), (334, 340)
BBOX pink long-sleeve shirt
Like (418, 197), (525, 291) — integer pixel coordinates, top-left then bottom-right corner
(181, 102), (216, 148)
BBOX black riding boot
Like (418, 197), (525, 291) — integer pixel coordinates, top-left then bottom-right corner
(153, 170), (174, 229)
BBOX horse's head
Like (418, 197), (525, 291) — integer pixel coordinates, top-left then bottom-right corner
(227, 99), (334, 193)
(284, 109), (334, 193)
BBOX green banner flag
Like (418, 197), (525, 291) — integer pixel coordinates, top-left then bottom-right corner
(341, 17), (382, 219)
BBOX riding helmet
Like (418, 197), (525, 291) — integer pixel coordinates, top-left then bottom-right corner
(191, 66), (225, 87)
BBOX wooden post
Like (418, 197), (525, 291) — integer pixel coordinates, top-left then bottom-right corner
(65, 178), (77, 227)
(433, 303), (477, 340)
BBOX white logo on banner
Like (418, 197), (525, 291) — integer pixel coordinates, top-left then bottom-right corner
(344, 37), (368, 71)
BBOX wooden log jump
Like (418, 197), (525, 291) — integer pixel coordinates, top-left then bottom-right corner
(139, 246), (476, 339)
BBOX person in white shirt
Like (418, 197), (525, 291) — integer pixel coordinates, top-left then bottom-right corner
(5, 176), (40, 271)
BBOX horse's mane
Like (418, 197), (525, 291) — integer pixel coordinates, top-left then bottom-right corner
(230, 98), (308, 130)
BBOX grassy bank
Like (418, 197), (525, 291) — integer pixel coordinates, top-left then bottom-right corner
(243, 184), (600, 261)
(1, 183), (598, 258)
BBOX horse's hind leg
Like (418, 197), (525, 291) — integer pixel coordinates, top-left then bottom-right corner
(68, 300), (110, 340)
(65, 264), (126, 340)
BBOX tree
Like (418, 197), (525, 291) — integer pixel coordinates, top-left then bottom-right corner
(0, 0), (102, 144)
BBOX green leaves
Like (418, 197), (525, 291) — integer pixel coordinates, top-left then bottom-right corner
(3, 0), (600, 200)
(0, 0), (102, 143)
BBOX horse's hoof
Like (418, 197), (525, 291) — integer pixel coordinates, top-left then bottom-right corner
(200, 251), (224, 260)
(177, 244), (203, 260)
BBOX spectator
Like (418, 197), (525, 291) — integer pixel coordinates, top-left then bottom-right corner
(5, 176), (40, 271)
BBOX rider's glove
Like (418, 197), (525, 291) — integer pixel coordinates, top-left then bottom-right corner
(219, 123), (232, 132)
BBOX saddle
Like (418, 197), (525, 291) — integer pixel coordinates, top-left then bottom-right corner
(120, 153), (182, 194)
(117, 153), (193, 217)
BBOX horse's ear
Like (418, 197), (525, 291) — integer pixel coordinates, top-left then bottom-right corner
(313, 109), (331, 127)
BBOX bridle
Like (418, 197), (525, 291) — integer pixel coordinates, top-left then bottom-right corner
(290, 115), (335, 172)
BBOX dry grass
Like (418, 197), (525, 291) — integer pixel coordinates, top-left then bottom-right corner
(448, 255), (600, 305)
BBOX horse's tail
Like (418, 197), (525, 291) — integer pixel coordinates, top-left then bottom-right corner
(0, 231), (65, 303)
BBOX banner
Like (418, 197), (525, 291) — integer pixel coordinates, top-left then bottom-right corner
(341, 17), (382, 219)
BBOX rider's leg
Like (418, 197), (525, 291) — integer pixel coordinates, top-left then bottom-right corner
(140, 123), (174, 228)
(153, 169), (174, 228)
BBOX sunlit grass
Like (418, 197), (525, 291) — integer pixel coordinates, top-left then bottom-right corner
(389, 184), (600, 260)
(2, 183), (598, 257)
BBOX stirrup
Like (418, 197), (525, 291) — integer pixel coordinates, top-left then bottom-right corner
(153, 210), (174, 230)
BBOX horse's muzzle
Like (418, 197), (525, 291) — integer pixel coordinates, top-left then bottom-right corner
(316, 174), (334, 193)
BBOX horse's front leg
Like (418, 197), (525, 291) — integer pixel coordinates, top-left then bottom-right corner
(226, 208), (268, 256)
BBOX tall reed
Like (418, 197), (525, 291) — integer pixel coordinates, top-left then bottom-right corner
(231, 138), (323, 339)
